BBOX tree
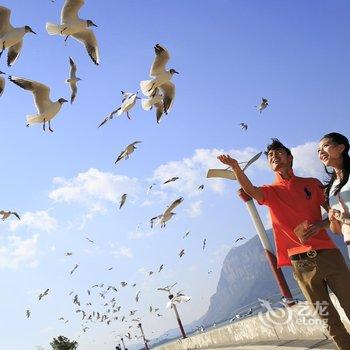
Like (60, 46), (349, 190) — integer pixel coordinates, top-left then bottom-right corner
(50, 336), (78, 350)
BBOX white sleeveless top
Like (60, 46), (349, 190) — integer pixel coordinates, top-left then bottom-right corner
(329, 177), (350, 244)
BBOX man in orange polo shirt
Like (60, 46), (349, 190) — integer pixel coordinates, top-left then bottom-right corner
(218, 139), (350, 350)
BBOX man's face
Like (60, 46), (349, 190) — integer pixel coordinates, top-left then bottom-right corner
(267, 148), (293, 171)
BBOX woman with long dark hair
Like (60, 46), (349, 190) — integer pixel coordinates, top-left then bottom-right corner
(318, 132), (350, 249)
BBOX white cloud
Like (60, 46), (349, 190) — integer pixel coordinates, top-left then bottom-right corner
(186, 200), (203, 218)
(291, 142), (324, 177)
(9, 211), (57, 233)
(0, 234), (39, 269)
(113, 246), (133, 259)
(49, 168), (140, 205)
(151, 148), (263, 197)
(128, 230), (155, 240)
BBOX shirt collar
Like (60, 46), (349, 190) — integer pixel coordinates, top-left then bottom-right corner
(274, 168), (295, 184)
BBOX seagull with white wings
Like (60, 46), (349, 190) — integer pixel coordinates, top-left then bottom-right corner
(166, 293), (191, 309)
(0, 6), (36, 66)
(140, 44), (178, 116)
(98, 91), (140, 127)
(46, 0), (99, 65)
(9, 76), (67, 132)
(150, 197), (183, 228)
(115, 141), (141, 163)
(66, 57), (81, 104)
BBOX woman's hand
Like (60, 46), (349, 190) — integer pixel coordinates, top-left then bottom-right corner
(328, 209), (342, 234)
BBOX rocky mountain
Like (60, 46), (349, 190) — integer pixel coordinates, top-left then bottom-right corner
(148, 229), (349, 347)
(198, 228), (349, 327)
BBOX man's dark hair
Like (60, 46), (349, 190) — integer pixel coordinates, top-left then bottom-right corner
(264, 138), (293, 167)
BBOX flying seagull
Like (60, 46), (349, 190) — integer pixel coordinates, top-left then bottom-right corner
(46, 0), (99, 65)
(119, 194), (127, 209)
(239, 123), (248, 130)
(148, 271), (154, 276)
(166, 294), (191, 309)
(65, 252), (73, 256)
(202, 238), (206, 250)
(98, 91), (140, 127)
(70, 264), (79, 275)
(38, 288), (49, 301)
(65, 57), (81, 104)
(150, 197), (184, 228)
(183, 231), (190, 239)
(198, 184), (204, 190)
(163, 176), (179, 184)
(0, 6), (36, 66)
(256, 98), (269, 113)
(85, 237), (94, 244)
(179, 249), (185, 258)
(9, 76), (67, 132)
(115, 141), (141, 163)
(140, 44), (178, 114)
(26, 310), (30, 318)
(135, 291), (140, 303)
(121, 281), (127, 287)
(235, 237), (246, 243)
(158, 264), (164, 273)
(0, 210), (20, 220)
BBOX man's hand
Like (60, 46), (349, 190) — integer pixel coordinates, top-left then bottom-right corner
(301, 221), (326, 241)
(217, 154), (240, 170)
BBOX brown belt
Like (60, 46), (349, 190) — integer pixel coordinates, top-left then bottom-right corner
(290, 250), (319, 261)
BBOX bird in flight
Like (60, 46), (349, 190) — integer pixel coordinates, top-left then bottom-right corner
(65, 57), (81, 104)
(183, 231), (190, 239)
(163, 176), (179, 184)
(158, 264), (164, 273)
(0, 210), (20, 221)
(85, 237), (94, 244)
(70, 264), (79, 275)
(202, 238), (207, 250)
(115, 141), (142, 163)
(140, 44), (178, 120)
(26, 310), (30, 318)
(179, 249), (185, 258)
(9, 76), (67, 132)
(150, 197), (184, 228)
(98, 91), (140, 127)
(255, 98), (269, 113)
(119, 194), (127, 209)
(239, 122), (248, 130)
(235, 237), (246, 243)
(46, 0), (99, 65)
(65, 252), (73, 256)
(0, 6), (36, 66)
(38, 288), (49, 301)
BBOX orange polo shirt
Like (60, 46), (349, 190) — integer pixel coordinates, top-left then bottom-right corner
(258, 169), (336, 267)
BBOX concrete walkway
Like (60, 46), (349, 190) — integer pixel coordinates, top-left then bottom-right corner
(212, 339), (336, 349)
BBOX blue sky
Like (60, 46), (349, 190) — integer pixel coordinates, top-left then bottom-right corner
(0, 0), (349, 349)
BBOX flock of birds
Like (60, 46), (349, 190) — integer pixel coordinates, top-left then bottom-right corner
(0, 0), (264, 346)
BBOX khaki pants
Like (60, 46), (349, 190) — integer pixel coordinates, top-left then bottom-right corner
(291, 249), (350, 350)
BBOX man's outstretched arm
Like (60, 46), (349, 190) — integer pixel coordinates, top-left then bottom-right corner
(217, 154), (264, 203)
